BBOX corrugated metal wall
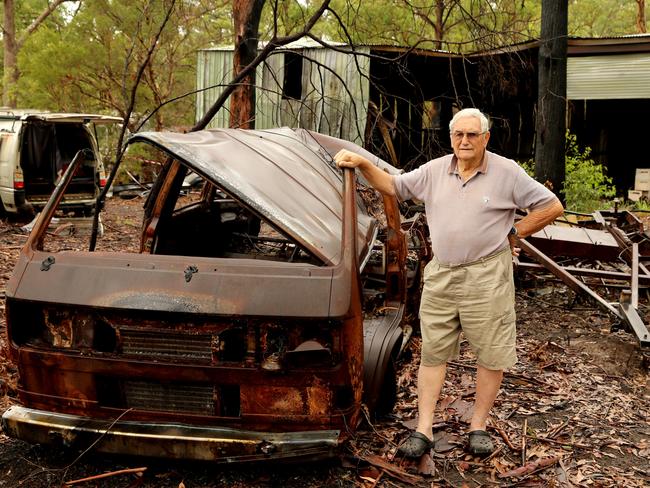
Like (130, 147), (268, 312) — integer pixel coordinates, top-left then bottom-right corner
(196, 48), (234, 128)
(195, 47), (371, 144)
(567, 53), (650, 100)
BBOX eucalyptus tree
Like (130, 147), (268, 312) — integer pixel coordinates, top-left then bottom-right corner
(1, 0), (76, 107)
(568, 0), (645, 36)
(17, 0), (231, 129)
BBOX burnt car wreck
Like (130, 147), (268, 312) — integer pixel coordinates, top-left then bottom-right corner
(2, 128), (429, 462)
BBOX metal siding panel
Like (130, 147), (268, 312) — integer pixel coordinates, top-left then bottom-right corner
(196, 47), (371, 142)
(195, 50), (234, 128)
(255, 52), (285, 129)
(568, 53), (650, 100)
(299, 47), (369, 144)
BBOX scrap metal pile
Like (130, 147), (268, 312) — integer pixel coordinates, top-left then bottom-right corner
(516, 209), (650, 354)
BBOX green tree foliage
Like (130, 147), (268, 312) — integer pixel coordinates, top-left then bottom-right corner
(568, 0), (644, 36)
(315, 0), (541, 50)
(15, 0), (231, 130)
(3, 0), (647, 128)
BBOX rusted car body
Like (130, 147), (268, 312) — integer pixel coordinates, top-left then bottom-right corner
(2, 128), (429, 462)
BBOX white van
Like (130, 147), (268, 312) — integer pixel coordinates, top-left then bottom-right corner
(0, 110), (121, 215)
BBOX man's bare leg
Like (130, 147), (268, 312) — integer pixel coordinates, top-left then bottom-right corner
(415, 363), (447, 440)
(469, 365), (503, 431)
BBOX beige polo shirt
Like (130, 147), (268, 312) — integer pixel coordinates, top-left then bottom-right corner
(393, 151), (557, 265)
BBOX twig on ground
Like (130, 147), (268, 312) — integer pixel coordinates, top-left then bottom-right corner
(526, 435), (591, 449)
(368, 469), (384, 487)
(359, 454), (421, 484)
(521, 419), (527, 465)
(498, 455), (562, 478)
(548, 419), (569, 439)
(64, 467), (147, 486)
(494, 426), (518, 451)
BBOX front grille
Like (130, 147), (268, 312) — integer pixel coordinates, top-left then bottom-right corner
(123, 380), (215, 415)
(120, 328), (213, 362)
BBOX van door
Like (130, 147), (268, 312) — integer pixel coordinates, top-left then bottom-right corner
(19, 121), (99, 209)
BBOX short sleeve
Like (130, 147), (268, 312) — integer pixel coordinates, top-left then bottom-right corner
(393, 161), (432, 202)
(512, 165), (558, 210)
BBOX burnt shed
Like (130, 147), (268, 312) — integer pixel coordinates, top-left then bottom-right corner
(196, 35), (650, 193)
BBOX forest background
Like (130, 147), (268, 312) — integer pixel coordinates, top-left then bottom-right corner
(1, 0), (648, 138)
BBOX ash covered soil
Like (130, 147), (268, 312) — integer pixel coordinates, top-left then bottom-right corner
(0, 197), (648, 488)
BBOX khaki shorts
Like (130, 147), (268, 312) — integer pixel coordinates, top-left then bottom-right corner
(419, 247), (517, 370)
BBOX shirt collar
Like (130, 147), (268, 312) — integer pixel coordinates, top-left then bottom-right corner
(448, 151), (489, 175)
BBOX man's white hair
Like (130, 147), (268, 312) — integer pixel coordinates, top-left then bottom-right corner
(449, 108), (490, 133)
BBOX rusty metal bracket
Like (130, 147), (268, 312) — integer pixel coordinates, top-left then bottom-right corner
(618, 292), (650, 348)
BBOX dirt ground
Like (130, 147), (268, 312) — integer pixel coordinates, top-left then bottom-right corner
(0, 197), (649, 487)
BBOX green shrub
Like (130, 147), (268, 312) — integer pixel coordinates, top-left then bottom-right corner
(562, 133), (615, 212)
(633, 198), (650, 211)
(518, 133), (616, 213)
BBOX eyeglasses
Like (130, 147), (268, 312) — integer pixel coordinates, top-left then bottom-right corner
(451, 131), (485, 141)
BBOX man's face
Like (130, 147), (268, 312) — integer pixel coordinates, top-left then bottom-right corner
(450, 116), (490, 163)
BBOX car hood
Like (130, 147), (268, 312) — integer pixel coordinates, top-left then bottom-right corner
(128, 128), (399, 266)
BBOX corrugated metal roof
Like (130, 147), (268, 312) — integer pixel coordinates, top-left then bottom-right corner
(567, 53), (650, 100)
(202, 38), (347, 51)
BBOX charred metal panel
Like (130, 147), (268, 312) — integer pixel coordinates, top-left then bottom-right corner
(527, 225), (620, 260)
(240, 384), (332, 417)
(8, 252), (342, 318)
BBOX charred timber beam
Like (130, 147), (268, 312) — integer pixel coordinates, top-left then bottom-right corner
(517, 238), (621, 319)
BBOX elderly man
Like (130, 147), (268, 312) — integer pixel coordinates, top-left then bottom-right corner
(335, 108), (564, 457)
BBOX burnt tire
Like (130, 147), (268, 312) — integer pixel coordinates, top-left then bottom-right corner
(373, 357), (398, 417)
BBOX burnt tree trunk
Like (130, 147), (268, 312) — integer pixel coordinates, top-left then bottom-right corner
(230, 0), (265, 129)
(434, 1), (444, 50)
(535, 0), (567, 200)
(636, 0), (647, 33)
(2, 0), (18, 108)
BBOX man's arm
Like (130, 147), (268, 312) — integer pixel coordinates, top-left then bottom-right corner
(334, 149), (396, 196)
(514, 199), (565, 237)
